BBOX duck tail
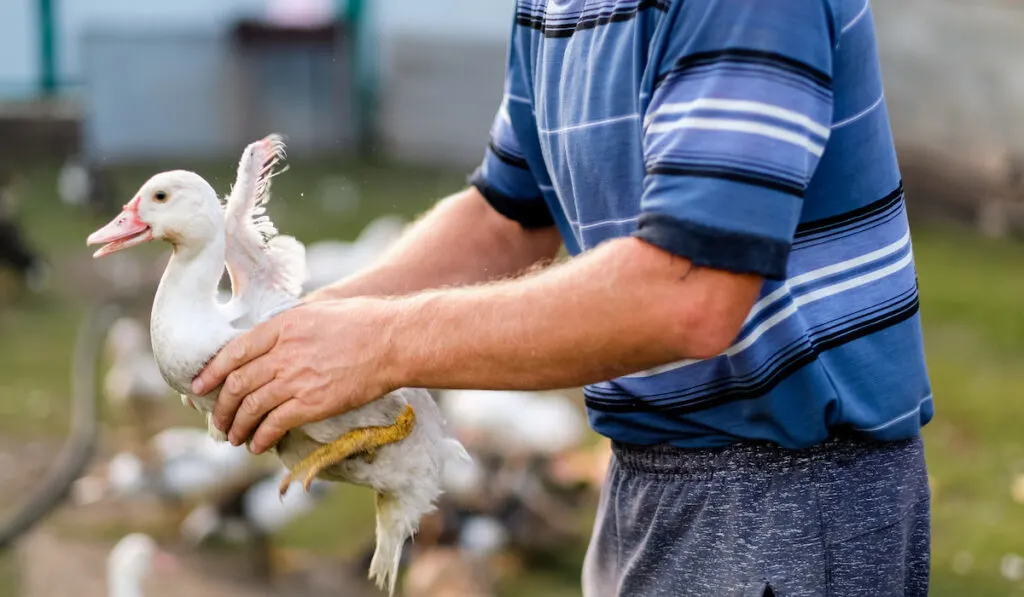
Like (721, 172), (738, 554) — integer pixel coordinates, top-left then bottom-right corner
(368, 491), (417, 596)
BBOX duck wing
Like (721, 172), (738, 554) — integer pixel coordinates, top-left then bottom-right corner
(221, 134), (307, 327)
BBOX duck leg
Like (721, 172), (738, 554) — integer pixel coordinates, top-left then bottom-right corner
(279, 404), (416, 496)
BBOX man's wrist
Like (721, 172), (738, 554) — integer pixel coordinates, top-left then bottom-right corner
(366, 294), (418, 393)
(380, 291), (442, 391)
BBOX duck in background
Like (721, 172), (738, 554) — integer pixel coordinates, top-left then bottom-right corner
(72, 425), (264, 519)
(0, 171), (49, 294)
(58, 154), (120, 215)
(438, 389), (587, 457)
(103, 316), (174, 452)
(179, 465), (334, 580)
(107, 532), (179, 597)
(303, 214), (408, 293)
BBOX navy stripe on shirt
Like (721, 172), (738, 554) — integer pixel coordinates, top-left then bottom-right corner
(658, 48), (833, 91)
(585, 289), (920, 414)
(488, 140), (531, 171)
(517, 0), (669, 38)
(468, 167), (554, 229)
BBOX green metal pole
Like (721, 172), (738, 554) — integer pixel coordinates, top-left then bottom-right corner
(39, 0), (58, 95)
(344, 0), (377, 152)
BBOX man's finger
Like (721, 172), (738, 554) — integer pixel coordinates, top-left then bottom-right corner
(227, 380), (290, 446)
(250, 399), (308, 455)
(212, 355), (277, 434)
(193, 322), (280, 395)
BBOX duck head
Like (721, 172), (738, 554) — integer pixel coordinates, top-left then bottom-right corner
(87, 170), (222, 258)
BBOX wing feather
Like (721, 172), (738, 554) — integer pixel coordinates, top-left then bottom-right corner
(222, 134), (307, 326)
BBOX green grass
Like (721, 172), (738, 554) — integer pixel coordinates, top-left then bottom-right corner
(1, 156), (1023, 595)
(912, 227), (1024, 596)
(0, 555), (15, 597)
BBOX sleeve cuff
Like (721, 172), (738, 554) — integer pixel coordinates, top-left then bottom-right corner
(632, 213), (791, 280)
(468, 167), (555, 229)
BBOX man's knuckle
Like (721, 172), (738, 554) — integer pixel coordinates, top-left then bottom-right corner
(255, 427), (277, 447)
(225, 371), (244, 395)
(240, 394), (261, 416)
(262, 420), (281, 438)
(229, 341), (248, 363)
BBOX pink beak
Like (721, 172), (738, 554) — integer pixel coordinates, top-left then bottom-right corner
(86, 197), (154, 258)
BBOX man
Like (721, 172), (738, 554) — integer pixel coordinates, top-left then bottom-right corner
(193, 1), (933, 594)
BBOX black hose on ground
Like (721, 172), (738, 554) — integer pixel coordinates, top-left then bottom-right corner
(0, 301), (122, 551)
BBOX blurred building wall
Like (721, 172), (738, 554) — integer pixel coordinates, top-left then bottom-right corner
(372, 0), (514, 168)
(0, 1), (37, 97)
(79, 27), (243, 162)
(0, 0), (266, 96)
(873, 0), (1024, 165)
(13, 0), (1022, 173)
(79, 24), (355, 162)
(0, 0), (512, 165)
(372, 0), (1024, 170)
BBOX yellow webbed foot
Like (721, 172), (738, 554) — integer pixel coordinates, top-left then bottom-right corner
(279, 404), (415, 497)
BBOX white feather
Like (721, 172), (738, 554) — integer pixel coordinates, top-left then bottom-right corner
(221, 134), (307, 327)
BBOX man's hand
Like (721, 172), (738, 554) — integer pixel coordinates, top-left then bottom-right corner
(193, 299), (398, 454)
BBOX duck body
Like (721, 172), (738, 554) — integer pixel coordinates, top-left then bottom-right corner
(87, 135), (468, 595)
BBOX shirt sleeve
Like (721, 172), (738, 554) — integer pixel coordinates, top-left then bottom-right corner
(634, 0), (837, 280)
(468, 22), (554, 229)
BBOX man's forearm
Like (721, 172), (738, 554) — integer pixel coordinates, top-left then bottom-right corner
(306, 187), (563, 301)
(382, 237), (763, 392)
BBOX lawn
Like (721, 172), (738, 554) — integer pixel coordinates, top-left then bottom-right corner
(0, 155), (1022, 596)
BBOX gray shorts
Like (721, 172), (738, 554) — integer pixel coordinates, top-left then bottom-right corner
(581, 433), (930, 597)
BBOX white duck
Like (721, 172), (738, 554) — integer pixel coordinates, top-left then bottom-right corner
(107, 533), (177, 597)
(85, 134), (469, 595)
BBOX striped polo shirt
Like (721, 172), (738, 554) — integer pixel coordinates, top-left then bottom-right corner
(469, 0), (934, 449)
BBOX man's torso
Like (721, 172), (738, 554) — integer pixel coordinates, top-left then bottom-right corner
(498, 0), (933, 448)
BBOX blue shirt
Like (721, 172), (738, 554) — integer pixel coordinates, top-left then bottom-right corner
(469, 0), (934, 449)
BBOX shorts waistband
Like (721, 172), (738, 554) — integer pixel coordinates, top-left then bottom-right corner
(611, 432), (921, 476)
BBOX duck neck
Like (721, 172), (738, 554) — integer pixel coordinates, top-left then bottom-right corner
(154, 234), (226, 315)
(108, 561), (144, 597)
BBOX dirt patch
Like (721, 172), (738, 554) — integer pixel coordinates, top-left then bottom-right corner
(16, 528), (385, 597)
(0, 438), (63, 517)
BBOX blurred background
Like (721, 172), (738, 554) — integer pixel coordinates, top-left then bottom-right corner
(0, 0), (1021, 595)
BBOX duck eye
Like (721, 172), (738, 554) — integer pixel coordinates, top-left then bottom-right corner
(153, 191), (168, 202)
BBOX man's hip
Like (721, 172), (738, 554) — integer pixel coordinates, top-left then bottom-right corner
(582, 433), (930, 597)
